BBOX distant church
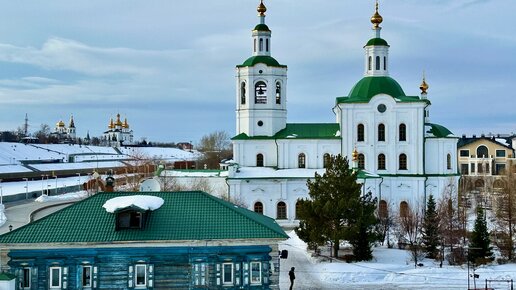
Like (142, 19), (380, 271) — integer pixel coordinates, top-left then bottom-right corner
(50, 115), (76, 143)
(227, 1), (459, 226)
(101, 113), (134, 147)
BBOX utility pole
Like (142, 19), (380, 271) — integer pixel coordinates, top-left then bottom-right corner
(24, 113), (29, 137)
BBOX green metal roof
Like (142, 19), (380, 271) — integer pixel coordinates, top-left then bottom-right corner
(0, 191), (287, 244)
(365, 38), (389, 47)
(0, 272), (16, 281)
(425, 123), (454, 138)
(237, 55), (287, 68)
(253, 24), (270, 31)
(336, 76), (429, 104)
(232, 123), (341, 140)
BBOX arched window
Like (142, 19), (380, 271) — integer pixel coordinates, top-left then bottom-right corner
(255, 81), (267, 104)
(400, 201), (409, 218)
(477, 145), (488, 158)
(298, 153), (306, 168)
(378, 123), (385, 142)
(399, 124), (406, 141)
(266, 38), (269, 52)
(376, 56), (380, 70)
(399, 154), (407, 170)
(240, 82), (246, 105)
(254, 39), (257, 52)
(379, 200), (388, 218)
(368, 56), (372, 71)
(259, 38), (263, 51)
(254, 202), (263, 214)
(357, 124), (365, 142)
(493, 180), (505, 189)
(447, 154), (452, 170)
(256, 154), (264, 167)
(295, 201), (302, 219)
(277, 202), (287, 219)
(275, 82), (281, 104)
(384, 56), (387, 70)
(378, 154), (386, 170)
(358, 154), (365, 170)
(323, 153), (331, 168)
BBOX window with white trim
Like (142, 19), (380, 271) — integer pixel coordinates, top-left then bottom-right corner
(192, 263), (207, 286)
(81, 265), (92, 288)
(222, 263), (234, 285)
(255, 81), (267, 104)
(250, 262), (262, 284)
(135, 264), (147, 287)
(49, 267), (62, 289)
(20, 267), (31, 289)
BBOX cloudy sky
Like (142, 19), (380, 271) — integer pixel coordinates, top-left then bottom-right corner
(0, 0), (514, 143)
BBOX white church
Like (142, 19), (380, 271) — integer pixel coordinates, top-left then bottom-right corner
(227, 1), (459, 227)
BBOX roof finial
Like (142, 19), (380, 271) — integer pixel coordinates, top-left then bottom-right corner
(352, 147), (359, 161)
(420, 71), (429, 94)
(257, 0), (267, 17)
(371, 0), (383, 29)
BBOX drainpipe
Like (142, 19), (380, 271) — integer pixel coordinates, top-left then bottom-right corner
(378, 177), (384, 207)
(274, 138), (279, 169)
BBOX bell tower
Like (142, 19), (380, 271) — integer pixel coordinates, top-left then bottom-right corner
(364, 1), (390, 77)
(235, 0), (288, 137)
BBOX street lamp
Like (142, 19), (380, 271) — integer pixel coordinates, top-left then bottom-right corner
(23, 178), (29, 199)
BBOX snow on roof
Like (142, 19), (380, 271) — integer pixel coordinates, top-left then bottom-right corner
(119, 147), (198, 161)
(102, 195), (164, 213)
(495, 138), (510, 147)
(165, 170), (228, 178)
(0, 165), (32, 174)
(31, 161), (126, 171)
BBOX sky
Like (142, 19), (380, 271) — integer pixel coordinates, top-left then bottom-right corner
(0, 0), (514, 143)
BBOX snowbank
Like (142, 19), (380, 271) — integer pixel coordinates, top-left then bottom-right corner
(103, 195), (164, 213)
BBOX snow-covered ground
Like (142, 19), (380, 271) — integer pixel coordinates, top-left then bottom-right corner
(279, 230), (516, 290)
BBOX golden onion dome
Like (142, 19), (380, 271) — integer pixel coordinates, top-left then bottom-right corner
(56, 120), (65, 127)
(257, 0), (266, 16)
(420, 77), (429, 94)
(371, 1), (383, 28)
(108, 118), (114, 129)
(123, 118), (129, 129)
(352, 148), (359, 161)
(115, 113), (123, 126)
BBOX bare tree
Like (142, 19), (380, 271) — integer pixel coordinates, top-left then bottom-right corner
(493, 163), (516, 261)
(397, 204), (423, 268)
(377, 199), (394, 247)
(197, 131), (232, 169)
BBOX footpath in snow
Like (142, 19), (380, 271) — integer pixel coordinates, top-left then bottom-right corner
(279, 230), (516, 290)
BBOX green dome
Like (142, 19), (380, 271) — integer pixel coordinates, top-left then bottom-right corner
(365, 38), (389, 47)
(237, 55), (286, 68)
(347, 76), (406, 101)
(253, 24), (270, 31)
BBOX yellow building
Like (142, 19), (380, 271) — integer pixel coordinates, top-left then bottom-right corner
(457, 135), (515, 176)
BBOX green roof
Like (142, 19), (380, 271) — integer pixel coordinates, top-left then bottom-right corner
(253, 24), (270, 31)
(365, 38), (389, 47)
(237, 55), (287, 68)
(336, 76), (429, 104)
(0, 272), (16, 281)
(426, 123), (454, 138)
(0, 191), (287, 244)
(232, 123), (340, 140)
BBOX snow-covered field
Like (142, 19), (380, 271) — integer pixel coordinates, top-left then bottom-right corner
(280, 231), (516, 289)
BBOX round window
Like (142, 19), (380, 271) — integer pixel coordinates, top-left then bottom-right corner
(259, 70), (263, 74)
(377, 104), (387, 113)
(257, 121), (264, 127)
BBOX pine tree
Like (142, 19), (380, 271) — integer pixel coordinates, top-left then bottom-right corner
(422, 194), (440, 259)
(469, 206), (494, 265)
(296, 154), (378, 260)
(347, 191), (379, 261)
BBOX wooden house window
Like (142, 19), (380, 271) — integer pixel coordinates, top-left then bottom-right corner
(193, 263), (207, 286)
(250, 262), (262, 284)
(49, 267), (62, 289)
(222, 263), (234, 285)
(135, 264), (147, 287)
(81, 265), (92, 288)
(20, 267), (31, 289)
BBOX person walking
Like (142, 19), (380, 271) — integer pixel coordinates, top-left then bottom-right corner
(288, 267), (295, 290)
